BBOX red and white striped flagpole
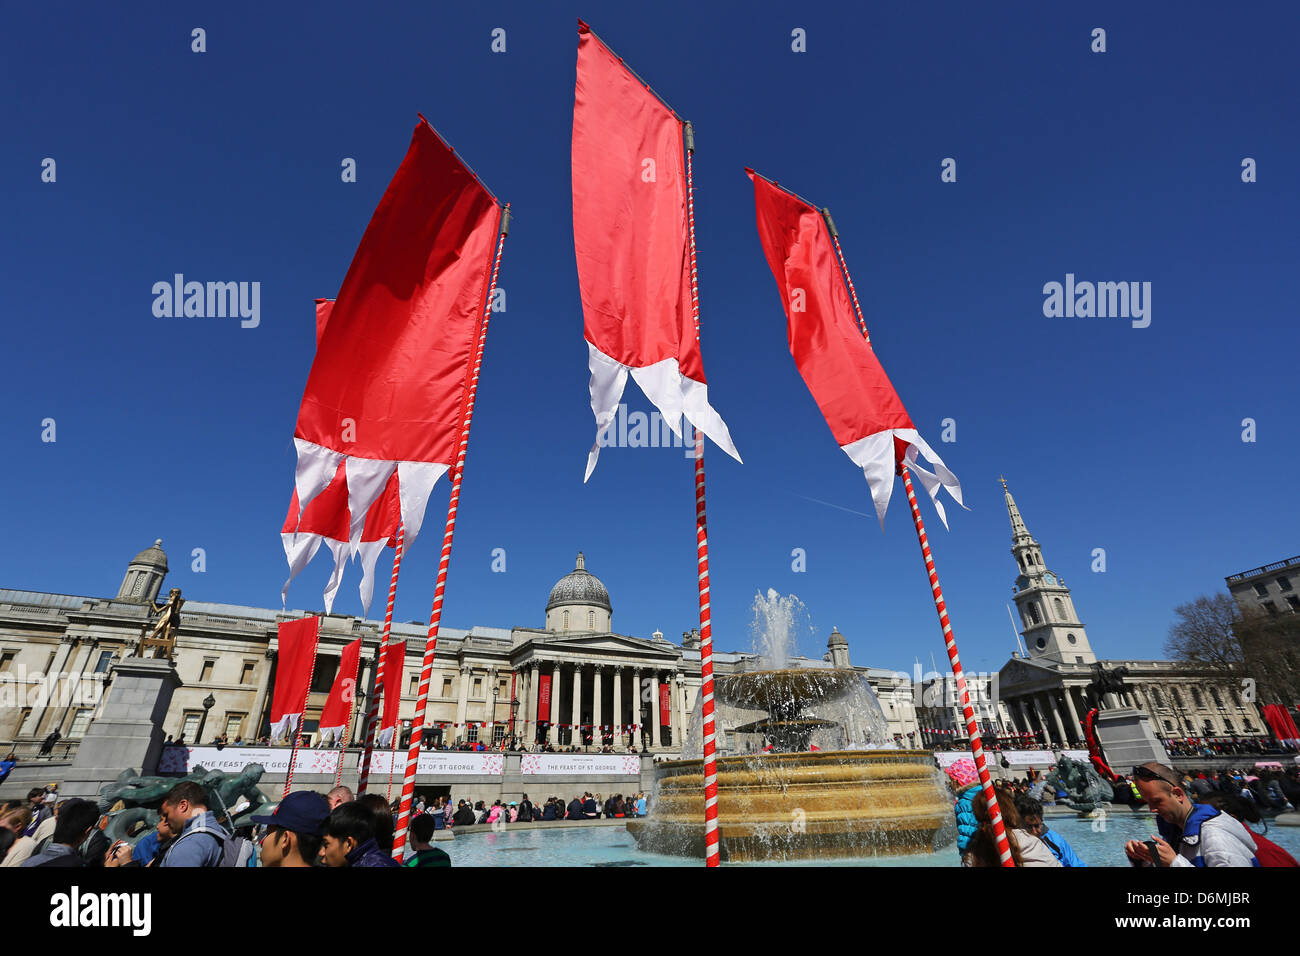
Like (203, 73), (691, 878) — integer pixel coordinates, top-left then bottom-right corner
(334, 643), (363, 788)
(391, 205), (510, 860)
(825, 209), (1014, 867)
(356, 524), (404, 795)
(283, 618), (320, 797)
(683, 123), (720, 868)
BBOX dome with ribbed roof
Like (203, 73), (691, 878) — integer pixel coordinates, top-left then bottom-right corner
(117, 539), (168, 604)
(546, 552), (610, 612)
(129, 539), (169, 573)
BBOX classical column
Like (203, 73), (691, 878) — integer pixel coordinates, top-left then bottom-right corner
(676, 674), (688, 748)
(1046, 692), (1069, 749)
(54, 638), (98, 737)
(31, 635), (79, 737)
(548, 662), (561, 746)
(592, 665), (603, 748)
(650, 670), (662, 749)
(250, 647), (276, 742)
(1032, 695), (1057, 747)
(631, 667), (642, 746)
(527, 662), (540, 746)
(455, 665), (470, 742)
(570, 664), (582, 747)
(612, 666), (623, 748)
(483, 667), (497, 742)
(1061, 685), (1083, 744)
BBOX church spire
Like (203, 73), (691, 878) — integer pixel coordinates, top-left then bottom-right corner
(1002, 478), (1034, 548)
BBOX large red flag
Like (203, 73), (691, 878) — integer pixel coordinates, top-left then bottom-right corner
(747, 169), (963, 527)
(269, 617), (320, 742)
(291, 117), (502, 557)
(282, 298), (403, 616)
(318, 637), (361, 746)
(378, 640), (406, 749)
(572, 21), (740, 480)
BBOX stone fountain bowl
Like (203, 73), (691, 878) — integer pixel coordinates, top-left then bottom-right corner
(627, 750), (957, 863)
(714, 668), (863, 708)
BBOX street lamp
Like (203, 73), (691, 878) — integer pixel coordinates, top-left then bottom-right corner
(196, 693), (216, 744)
(491, 686), (499, 748)
(509, 696), (520, 749)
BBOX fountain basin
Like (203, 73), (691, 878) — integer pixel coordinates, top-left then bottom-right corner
(627, 750), (956, 863)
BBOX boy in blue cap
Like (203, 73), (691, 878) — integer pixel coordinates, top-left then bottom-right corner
(252, 791), (331, 868)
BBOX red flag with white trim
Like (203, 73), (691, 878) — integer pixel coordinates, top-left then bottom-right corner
(747, 169), (964, 527)
(290, 116), (502, 562)
(318, 637), (361, 746)
(377, 640), (406, 748)
(269, 617), (319, 742)
(572, 21), (740, 480)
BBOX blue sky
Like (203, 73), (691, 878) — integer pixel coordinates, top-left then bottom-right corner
(2, 2), (1296, 677)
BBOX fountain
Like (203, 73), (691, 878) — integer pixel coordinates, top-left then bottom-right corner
(627, 591), (956, 862)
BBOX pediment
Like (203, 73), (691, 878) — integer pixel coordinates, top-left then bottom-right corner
(998, 656), (1059, 689)
(530, 632), (678, 658)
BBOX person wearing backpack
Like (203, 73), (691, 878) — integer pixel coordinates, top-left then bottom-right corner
(20, 799), (99, 868)
(158, 781), (242, 867)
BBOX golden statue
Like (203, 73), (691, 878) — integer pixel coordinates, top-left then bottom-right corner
(138, 587), (184, 660)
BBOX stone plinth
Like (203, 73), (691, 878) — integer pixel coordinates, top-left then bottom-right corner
(59, 657), (182, 800)
(1095, 708), (1167, 770)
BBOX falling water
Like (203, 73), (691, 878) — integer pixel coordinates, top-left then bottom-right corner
(749, 588), (810, 670)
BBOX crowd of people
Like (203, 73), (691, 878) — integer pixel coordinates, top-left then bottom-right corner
(947, 761), (1300, 868)
(0, 780), (650, 868)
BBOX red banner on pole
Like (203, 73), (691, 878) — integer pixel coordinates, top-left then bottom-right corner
(269, 617), (319, 742)
(537, 673), (552, 722)
(660, 682), (671, 726)
(379, 641), (406, 748)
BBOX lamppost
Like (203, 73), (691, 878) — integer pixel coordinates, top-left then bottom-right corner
(491, 686), (499, 749)
(509, 695), (520, 750)
(196, 693), (216, 744)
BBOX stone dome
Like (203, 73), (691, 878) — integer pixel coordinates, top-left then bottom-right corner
(546, 552), (610, 612)
(129, 539), (169, 573)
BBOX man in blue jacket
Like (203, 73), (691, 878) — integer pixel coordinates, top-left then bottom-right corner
(1015, 795), (1087, 867)
(158, 781), (229, 867)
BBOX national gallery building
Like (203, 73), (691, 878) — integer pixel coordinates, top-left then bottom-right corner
(0, 546), (926, 761)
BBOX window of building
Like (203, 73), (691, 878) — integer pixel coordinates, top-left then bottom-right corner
(240, 661), (256, 685)
(68, 709), (93, 737)
(1164, 720), (1174, 732)
(14, 708), (31, 737)
(441, 678), (452, 698)
(1253, 583), (1269, 597)
(310, 657), (337, 694)
(1244, 720), (1254, 733)
(1035, 637), (1046, 650)
(493, 725), (506, 746)
(588, 610), (595, 630)
(409, 673), (420, 696)
(199, 659), (215, 682)
(1075, 656), (1084, 663)
(1028, 604), (1040, 625)
(1210, 688), (1222, 708)
(1223, 718), (1234, 733)
(563, 610), (570, 630)
(473, 678), (482, 696)
(93, 650), (114, 673)
(466, 724), (479, 743)
(1066, 632), (1077, 644)
(1277, 576), (1293, 591)
(1231, 687), (1241, 706)
(224, 714), (244, 738)
(1054, 598), (1065, 619)
(1171, 689), (1183, 708)
(1191, 687), (1203, 708)
(1202, 719), (1213, 734)
(0, 650), (16, 673)
(1287, 595), (1300, 611)
(181, 712), (202, 741)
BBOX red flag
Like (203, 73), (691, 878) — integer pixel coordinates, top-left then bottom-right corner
(318, 637), (361, 745)
(747, 169), (963, 526)
(378, 641), (406, 748)
(269, 617), (320, 742)
(572, 21), (740, 480)
(291, 116), (502, 555)
(280, 456), (400, 616)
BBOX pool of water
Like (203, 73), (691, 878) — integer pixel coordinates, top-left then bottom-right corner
(439, 812), (1300, 867)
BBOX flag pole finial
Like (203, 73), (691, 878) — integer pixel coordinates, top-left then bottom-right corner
(999, 474), (1008, 491)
